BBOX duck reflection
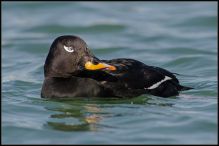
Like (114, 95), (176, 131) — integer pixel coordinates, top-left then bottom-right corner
(43, 96), (173, 132)
(45, 102), (102, 132)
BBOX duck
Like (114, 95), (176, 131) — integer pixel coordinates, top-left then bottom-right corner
(41, 35), (193, 98)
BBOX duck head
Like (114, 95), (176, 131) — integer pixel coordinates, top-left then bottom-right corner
(44, 35), (116, 78)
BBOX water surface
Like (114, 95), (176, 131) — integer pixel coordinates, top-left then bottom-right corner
(2, 2), (217, 144)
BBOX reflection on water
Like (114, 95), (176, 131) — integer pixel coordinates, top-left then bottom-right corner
(42, 96), (174, 132)
(44, 102), (102, 132)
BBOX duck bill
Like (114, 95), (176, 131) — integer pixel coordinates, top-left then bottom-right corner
(85, 61), (116, 71)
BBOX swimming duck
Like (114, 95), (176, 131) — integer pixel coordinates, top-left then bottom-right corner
(41, 35), (192, 98)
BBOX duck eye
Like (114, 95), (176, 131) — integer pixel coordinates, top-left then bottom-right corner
(64, 45), (74, 53)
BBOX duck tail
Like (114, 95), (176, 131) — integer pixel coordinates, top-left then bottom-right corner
(179, 85), (194, 91)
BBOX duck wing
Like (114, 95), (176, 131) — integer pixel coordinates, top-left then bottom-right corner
(102, 58), (192, 97)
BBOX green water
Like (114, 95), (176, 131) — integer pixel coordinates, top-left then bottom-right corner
(2, 2), (217, 144)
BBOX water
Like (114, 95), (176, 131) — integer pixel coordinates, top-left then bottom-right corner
(2, 2), (217, 144)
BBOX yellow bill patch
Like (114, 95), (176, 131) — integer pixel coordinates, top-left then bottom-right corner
(85, 61), (116, 71)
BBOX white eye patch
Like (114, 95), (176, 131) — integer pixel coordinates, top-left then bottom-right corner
(64, 45), (74, 53)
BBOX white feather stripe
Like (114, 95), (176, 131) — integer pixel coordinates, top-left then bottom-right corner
(145, 76), (172, 90)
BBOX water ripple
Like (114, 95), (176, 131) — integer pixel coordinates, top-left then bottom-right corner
(2, 2), (217, 144)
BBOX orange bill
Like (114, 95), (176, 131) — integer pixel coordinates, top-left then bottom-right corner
(85, 61), (116, 71)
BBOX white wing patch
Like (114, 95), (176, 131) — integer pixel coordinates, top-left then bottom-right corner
(64, 45), (74, 53)
(145, 76), (172, 90)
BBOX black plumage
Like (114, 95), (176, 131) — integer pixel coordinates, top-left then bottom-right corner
(41, 35), (192, 98)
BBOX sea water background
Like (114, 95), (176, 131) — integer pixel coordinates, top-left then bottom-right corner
(2, 2), (217, 144)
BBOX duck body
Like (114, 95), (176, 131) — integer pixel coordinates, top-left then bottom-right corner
(102, 58), (192, 97)
(41, 35), (192, 98)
